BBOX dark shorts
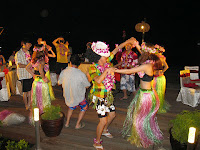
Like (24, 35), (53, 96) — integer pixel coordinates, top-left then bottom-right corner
(69, 99), (89, 111)
(56, 62), (68, 75)
(21, 78), (33, 92)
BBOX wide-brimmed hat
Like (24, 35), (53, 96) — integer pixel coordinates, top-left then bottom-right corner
(91, 41), (110, 57)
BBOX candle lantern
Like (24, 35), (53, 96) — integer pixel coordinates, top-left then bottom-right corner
(34, 108), (42, 150)
(187, 127), (196, 150)
(188, 127), (196, 144)
(135, 20), (150, 43)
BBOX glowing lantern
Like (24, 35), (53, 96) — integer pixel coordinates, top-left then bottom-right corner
(135, 20), (150, 43)
(188, 127), (196, 144)
(34, 108), (39, 121)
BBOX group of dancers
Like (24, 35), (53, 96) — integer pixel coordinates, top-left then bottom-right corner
(86, 37), (169, 149)
(15, 37), (70, 123)
(15, 35), (169, 150)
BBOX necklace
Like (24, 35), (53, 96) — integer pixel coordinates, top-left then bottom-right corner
(59, 44), (67, 56)
(96, 63), (115, 91)
(22, 49), (31, 63)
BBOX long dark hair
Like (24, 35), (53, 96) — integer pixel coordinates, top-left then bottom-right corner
(138, 52), (162, 70)
(85, 48), (101, 63)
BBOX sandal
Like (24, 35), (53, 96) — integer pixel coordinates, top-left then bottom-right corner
(102, 129), (113, 138)
(75, 122), (85, 129)
(93, 138), (103, 150)
(65, 124), (70, 128)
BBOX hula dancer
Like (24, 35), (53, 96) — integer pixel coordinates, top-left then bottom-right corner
(152, 44), (169, 113)
(86, 38), (135, 150)
(38, 38), (56, 100)
(136, 42), (170, 113)
(26, 44), (51, 124)
(114, 49), (163, 148)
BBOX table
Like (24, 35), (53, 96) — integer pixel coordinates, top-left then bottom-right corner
(0, 72), (10, 101)
(176, 87), (200, 107)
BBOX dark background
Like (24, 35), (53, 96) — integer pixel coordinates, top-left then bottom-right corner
(0, 0), (199, 68)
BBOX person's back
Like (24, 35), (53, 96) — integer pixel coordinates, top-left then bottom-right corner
(58, 54), (90, 129)
(59, 67), (90, 107)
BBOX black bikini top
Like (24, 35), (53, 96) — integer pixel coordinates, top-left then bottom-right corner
(34, 70), (40, 75)
(34, 69), (46, 75)
(140, 74), (154, 82)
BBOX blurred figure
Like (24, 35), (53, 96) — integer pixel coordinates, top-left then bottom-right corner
(37, 38), (56, 100)
(26, 44), (51, 124)
(0, 49), (6, 70)
(37, 38), (56, 59)
(58, 54), (90, 129)
(15, 39), (33, 110)
(115, 43), (138, 100)
(52, 37), (70, 80)
(8, 51), (16, 69)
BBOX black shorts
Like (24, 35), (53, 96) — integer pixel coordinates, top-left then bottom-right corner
(56, 62), (68, 75)
(21, 78), (33, 92)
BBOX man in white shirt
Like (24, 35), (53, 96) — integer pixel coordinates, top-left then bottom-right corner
(58, 54), (90, 129)
(15, 39), (33, 110)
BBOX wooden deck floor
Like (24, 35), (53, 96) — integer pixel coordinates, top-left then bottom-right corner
(0, 85), (200, 150)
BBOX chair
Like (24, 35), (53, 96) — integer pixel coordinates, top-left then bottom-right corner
(0, 72), (10, 101)
(184, 66), (199, 80)
(180, 70), (190, 88)
(177, 69), (200, 107)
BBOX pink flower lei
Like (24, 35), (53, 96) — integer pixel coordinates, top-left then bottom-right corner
(96, 63), (115, 91)
(141, 42), (157, 54)
(154, 44), (165, 53)
(137, 60), (155, 78)
(23, 51), (31, 63)
(31, 57), (49, 72)
(33, 45), (45, 52)
(59, 44), (68, 56)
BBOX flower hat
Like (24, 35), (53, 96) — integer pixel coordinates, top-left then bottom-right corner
(91, 41), (110, 57)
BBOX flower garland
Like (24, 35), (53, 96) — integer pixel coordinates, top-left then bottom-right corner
(23, 51), (31, 64)
(91, 41), (110, 57)
(96, 63), (115, 91)
(137, 60), (155, 78)
(141, 42), (165, 54)
(31, 57), (49, 72)
(154, 44), (165, 53)
(33, 45), (45, 52)
(59, 44), (68, 56)
(141, 42), (157, 54)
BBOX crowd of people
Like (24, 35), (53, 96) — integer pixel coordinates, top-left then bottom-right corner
(2, 35), (169, 149)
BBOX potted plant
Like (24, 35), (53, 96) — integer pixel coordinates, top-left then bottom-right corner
(41, 105), (65, 137)
(169, 110), (200, 150)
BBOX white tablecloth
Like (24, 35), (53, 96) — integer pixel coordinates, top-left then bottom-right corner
(176, 87), (200, 107)
(0, 72), (11, 101)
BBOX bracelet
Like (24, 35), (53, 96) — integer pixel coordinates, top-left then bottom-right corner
(118, 48), (122, 52)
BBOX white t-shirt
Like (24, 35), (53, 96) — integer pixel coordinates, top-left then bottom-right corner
(58, 67), (90, 107)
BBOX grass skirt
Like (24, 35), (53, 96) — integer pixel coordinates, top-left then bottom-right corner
(152, 75), (170, 113)
(122, 87), (163, 148)
(46, 71), (55, 101)
(29, 76), (51, 124)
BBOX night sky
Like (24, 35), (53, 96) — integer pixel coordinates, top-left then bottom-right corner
(0, 1), (200, 67)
